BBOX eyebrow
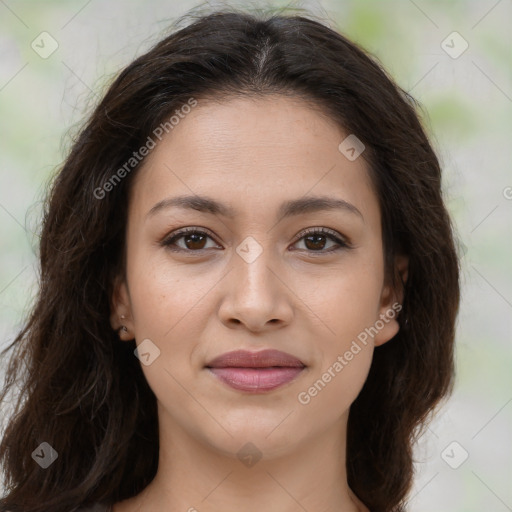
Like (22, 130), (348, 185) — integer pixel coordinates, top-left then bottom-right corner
(146, 194), (363, 221)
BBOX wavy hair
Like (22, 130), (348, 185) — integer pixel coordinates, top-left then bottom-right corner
(0, 7), (460, 512)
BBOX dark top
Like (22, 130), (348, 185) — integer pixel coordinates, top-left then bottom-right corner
(76, 505), (111, 512)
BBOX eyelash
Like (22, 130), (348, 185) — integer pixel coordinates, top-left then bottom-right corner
(161, 226), (350, 255)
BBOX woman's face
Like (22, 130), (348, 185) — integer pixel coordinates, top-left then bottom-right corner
(111, 95), (402, 459)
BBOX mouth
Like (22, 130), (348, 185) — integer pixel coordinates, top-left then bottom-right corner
(205, 349), (306, 393)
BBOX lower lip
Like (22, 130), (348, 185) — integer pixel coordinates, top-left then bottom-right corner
(207, 367), (305, 392)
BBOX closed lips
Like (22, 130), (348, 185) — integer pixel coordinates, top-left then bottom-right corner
(205, 349), (306, 392)
(205, 349), (306, 368)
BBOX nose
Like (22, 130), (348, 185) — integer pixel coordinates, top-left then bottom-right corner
(217, 241), (294, 333)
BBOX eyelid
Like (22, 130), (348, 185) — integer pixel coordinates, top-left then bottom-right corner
(161, 226), (222, 249)
(292, 226), (350, 246)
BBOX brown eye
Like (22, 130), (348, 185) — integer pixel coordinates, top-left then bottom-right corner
(182, 232), (207, 250)
(162, 228), (220, 252)
(292, 228), (348, 253)
(304, 234), (328, 251)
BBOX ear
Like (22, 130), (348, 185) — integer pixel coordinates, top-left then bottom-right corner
(109, 274), (135, 340)
(373, 254), (409, 347)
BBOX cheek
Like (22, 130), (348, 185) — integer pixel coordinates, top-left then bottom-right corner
(291, 255), (383, 405)
(297, 343), (373, 417)
(294, 280), (378, 414)
(128, 246), (213, 336)
(126, 250), (213, 381)
(294, 257), (385, 343)
(127, 259), (211, 421)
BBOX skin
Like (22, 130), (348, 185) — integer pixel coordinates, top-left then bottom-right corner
(110, 95), (407, 512)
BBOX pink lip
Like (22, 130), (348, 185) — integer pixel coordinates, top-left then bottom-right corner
(206, 349), (306, 393)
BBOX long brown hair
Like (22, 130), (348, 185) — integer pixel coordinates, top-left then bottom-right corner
(0, 7), (460, 512)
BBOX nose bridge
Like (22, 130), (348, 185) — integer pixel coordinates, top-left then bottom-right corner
(232, 234), (278, 299)
(219, 234), (292, 329)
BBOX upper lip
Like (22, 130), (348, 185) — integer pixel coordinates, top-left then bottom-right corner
(206, 349), (305, 368)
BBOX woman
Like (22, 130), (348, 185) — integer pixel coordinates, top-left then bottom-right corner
(0, 7), (460, 512)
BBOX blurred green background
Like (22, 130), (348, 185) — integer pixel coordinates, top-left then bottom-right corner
(1, 0), (511, 510)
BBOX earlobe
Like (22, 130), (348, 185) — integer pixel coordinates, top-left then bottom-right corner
(373, 303), (402, 347)
(374, 254), (409, 347)
(109, 275), (134, 339)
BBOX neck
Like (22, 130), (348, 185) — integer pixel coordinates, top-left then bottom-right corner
(128, 407), (367, 512)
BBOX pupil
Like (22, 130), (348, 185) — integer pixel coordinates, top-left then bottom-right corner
(305, 234), (325, 250)
(186, 233), (206, 249)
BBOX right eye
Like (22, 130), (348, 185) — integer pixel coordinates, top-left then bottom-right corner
(161, 227), (222, 252)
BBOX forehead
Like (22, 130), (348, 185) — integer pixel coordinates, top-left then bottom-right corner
(158, 94), (346, 160)
(129, 94), (377, 222)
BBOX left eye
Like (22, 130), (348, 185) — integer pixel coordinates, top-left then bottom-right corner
(162, 228), (347, 253)
(292, 229), (347, 252)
